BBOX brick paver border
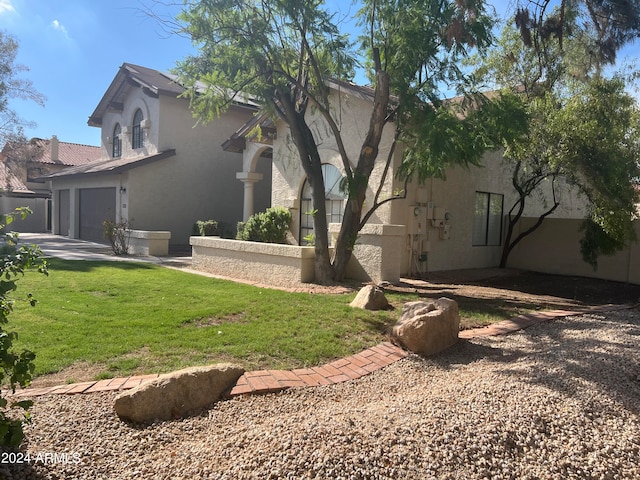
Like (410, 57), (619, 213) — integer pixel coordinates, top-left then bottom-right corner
(9, 305), (634, 399)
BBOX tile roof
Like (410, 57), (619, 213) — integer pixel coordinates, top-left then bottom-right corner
(46, 149), (176, 178)
(1, 137), (101, 167)
(0, 162), (29, 192)
(89, 63), (260, 127)
(88, 63), (188, 127)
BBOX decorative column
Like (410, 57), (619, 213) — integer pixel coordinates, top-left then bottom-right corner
(236, 172), (263, 221)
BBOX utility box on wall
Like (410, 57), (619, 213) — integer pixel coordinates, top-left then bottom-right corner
(408, 206), (428, 235)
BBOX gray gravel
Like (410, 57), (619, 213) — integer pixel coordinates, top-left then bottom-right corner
(2, 310), (639, 479)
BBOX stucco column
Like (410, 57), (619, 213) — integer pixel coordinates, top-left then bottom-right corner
(236, 172), (263, 221)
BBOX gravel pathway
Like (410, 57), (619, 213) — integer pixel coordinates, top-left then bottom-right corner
(2, 309), (639, 479)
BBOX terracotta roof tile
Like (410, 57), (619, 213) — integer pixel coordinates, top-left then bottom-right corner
(0, 163), (28, 192)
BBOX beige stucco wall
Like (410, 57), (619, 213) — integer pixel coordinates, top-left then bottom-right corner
(190, 236), (316, 285)
(0, 196), (49, 233)
(271, 88), (400, 243)
(268, 84), (594, 278)
(507, 217), (639, 284)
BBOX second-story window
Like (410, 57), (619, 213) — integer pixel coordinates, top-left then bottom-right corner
(112, 123), (122, 158)
(132, 109), (144, 149)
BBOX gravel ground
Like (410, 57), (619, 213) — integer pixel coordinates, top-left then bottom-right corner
(2, 309), (639, 480)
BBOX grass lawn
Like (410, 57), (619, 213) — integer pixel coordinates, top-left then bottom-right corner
(9, 259), (412, 380)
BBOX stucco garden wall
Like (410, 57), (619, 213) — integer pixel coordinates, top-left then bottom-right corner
(127, 229), (171, 256)
(508, 217), (639, 285)
(329, 223), (405, 283)
(190, 236), (317, 286)
(0, 196), (49, 233)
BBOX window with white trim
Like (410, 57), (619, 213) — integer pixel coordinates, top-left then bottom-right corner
(112, 123), (122, 158)
(132, 109), (144, 149)
(300, 164), (346, 245)
(472, 191), (503, 246)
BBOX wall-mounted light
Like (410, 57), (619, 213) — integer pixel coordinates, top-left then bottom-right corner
(120, 186), (127, 194)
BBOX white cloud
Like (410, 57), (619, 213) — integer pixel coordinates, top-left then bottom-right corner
(0, 0), (15, 14)
(51, 19), (70, 38)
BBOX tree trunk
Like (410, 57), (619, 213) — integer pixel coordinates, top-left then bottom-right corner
(280, 98), (334, 284)
(332, 69), (391, 281)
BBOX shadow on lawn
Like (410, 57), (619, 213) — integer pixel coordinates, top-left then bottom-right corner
(45, 258), (157, 273)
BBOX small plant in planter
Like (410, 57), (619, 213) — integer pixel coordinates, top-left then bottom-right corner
(236, 207), (292, 244)
(193, 220), (220, 236)
(103, 218), (133, 255)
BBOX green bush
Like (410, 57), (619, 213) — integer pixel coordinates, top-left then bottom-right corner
(236, 207), (292, 244)
(193, 220), (220, 236)
(0, 208), (48, 447)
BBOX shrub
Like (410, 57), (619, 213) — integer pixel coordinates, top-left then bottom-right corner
(0, 208), (47, 447)
(236, 207), (292, 244)
(193, 220), (220, 236)
(103, 218), (132, 255)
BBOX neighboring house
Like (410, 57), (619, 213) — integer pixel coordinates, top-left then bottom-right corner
(47, 63), (272, 244)
(0, 136), (101, 232)
(225, 78), (638, 284)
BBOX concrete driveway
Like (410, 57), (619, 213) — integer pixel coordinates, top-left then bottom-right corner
(15, 233), (191, 267)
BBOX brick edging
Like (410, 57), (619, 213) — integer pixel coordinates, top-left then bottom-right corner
(10, 304), (635, 398)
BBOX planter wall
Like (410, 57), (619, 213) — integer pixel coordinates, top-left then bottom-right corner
(329, 223), (405, 284)
(128, 230), (171, 256)
(190, 236), (316, 286)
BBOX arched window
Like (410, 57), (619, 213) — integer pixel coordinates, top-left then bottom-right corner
(300, 164), (346, 245)
(112, 123), (122, 158)
(132, 109), (144, 149)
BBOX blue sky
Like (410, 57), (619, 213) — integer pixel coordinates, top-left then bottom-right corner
(0, 0), (637, 148)
(0, 0), (194, 147)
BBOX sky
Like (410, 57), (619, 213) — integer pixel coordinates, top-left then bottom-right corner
(0, 0), (638, 148)
(0, 0), (195, 147)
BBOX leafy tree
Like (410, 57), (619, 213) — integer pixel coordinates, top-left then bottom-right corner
(0, 208), (47, 447)
(513, 0), (640, 67)
(0, 31), (46, 146)
(173, 0), (518, 283)
(474, 25), (640, 268)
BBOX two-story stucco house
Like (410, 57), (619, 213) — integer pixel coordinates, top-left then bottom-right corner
(47, 63), (272, 245)
(0, 136), (101, 232)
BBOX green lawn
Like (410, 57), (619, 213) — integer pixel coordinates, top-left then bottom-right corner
(9, 259), (409, 380)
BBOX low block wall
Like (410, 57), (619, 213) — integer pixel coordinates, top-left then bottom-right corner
(128, 230), (171, 256)
(190, 236), (316, 286)
(508, 217), (639, 285)
(329, 223), (406, 284)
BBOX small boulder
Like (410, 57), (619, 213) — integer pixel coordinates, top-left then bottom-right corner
(391, 298), (459, 356)
(114, 363), (244, 423)
(350, 285), (389, 310)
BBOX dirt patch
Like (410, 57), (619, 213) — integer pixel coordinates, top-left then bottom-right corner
(28, 361), (107, 389)
(183, 312), (247, 327)
(385, 269), (640, 329)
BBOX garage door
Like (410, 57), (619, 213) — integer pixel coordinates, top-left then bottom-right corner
(79, 188), (116, 243)
(58, 190), (70, 236)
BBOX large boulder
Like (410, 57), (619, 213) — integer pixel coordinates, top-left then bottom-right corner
(391, 298), (460, 356)
(350, 285), (389, 310)
(114, 363), (244, 423)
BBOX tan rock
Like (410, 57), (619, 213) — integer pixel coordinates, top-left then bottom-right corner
(114, 363), (244, 423)
(391, 298), (459, 356)
(349, 285), (389, 310)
